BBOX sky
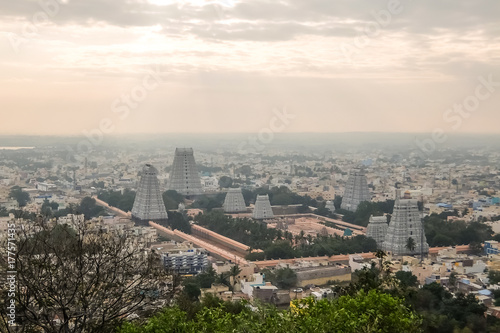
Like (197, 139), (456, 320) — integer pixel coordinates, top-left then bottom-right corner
(0, 0), (499, 136)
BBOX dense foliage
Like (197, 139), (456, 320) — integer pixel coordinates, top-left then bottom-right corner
(190, 193), (226, 211)
(336, 200), (394, 227)
(50, 197), (105, 219)
(195, 211), (377, 260)
(98, 189), (137, 212)
(339, 253), (500, 333)
(424, 214), (493, 247)
(118, 289), (421, 333)
(97, 189), (185, 211)
(195, 211), (279, 250)
(261, 267), (298, 289)
(167, 211), (192, 234)
(162, 190), (184, 210)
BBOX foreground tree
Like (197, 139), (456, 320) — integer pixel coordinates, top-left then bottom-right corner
(0, 216), (172, 333)
(118, 289), (422, 333)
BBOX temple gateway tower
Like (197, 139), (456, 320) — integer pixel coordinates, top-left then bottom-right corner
(253, 194), (274, 220)
(223, 188), (247, 213)
(382, 191), (429, 256)
(131, 164), (168, 225)
(341, 168), (371, 212)
(168, 148), (203, 196)
(366, 215), (388, 249)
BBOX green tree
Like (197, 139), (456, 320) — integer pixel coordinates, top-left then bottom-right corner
(163, 190), (184, 210)
(9, 186), (30, 207)
(229, 264), (242, 292)
(118, 289), (422, 333)
(218, 176), (233, 188)
(489, 270), (500, 284)
(215, 272), (230, 288)
(0, 217), (171, 333)
(78, 196), (105, 219)
(263, 267), (297, 290)
(395, 271), (418, 288)
(406, 237), (416, 253)
(167, 211), (191, 234)
(449, 271), (458, 290)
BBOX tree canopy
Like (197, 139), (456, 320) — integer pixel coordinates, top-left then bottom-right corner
(118, 289), (421, 333)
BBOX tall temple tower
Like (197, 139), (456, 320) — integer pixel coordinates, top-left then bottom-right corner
(223, 188), (247, 213)
(252, 195), (274, 220)
(341, 168), (371, 212)
(131, 164), (168, 226)
(382, 191), (429, 256)
(366, 215), (388, 249)
(168, 148), (203, 196)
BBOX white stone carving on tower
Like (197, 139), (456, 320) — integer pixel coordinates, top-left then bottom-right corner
(168, 148), (203, 196)
(223, 188), (247, 213)
(366, 215), (388, 249)
(252, 194), (274, 220)
(131, 164), (168, 225)
(341, 168), (371, 212)
(382, 191), (429, 256)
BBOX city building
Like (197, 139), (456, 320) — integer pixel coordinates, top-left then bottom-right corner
(485, 240), (500, 255)
(162, 248), (209, 275)
(168, 148), (203, 196)
(325, 200), (335, 212)
(223, 188), (247, 213)
(382, 190), (429, 256)
(131, 164), (168, 226)
(340, 168), (371, 211)
(253, 194), (274, 220)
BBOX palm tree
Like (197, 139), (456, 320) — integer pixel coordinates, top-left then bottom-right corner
(229, 264), (242, 293)
(406, 237), (416, 253)
(215, 272), (230, 288)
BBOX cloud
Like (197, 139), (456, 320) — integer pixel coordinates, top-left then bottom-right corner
(0, 0), (499, 136)
(1, 0), (499, 41)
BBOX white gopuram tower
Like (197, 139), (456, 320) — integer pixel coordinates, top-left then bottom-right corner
(131, 164), (168, 225)
(223, 188), (247, 213)
(252, 195), (274, 220)
(382, 191), (429, 256)
(366, 215), (388, 249)
(341, 168), (371, 212)
(168, 148), (203, 196)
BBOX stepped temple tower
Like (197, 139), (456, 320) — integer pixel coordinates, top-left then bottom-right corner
(382, 191), (429, 256)
(341, 168), (371, 212)
(223, 188), (247, 213)
(252, 194), (274, 220)
(131, 164), (168, 225)
(366, 215), (388, 248)
(168, 148), (203, 196)
(325, 200), (335, 212)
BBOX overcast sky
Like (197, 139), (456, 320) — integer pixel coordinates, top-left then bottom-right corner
(1, 0), (499, 135)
